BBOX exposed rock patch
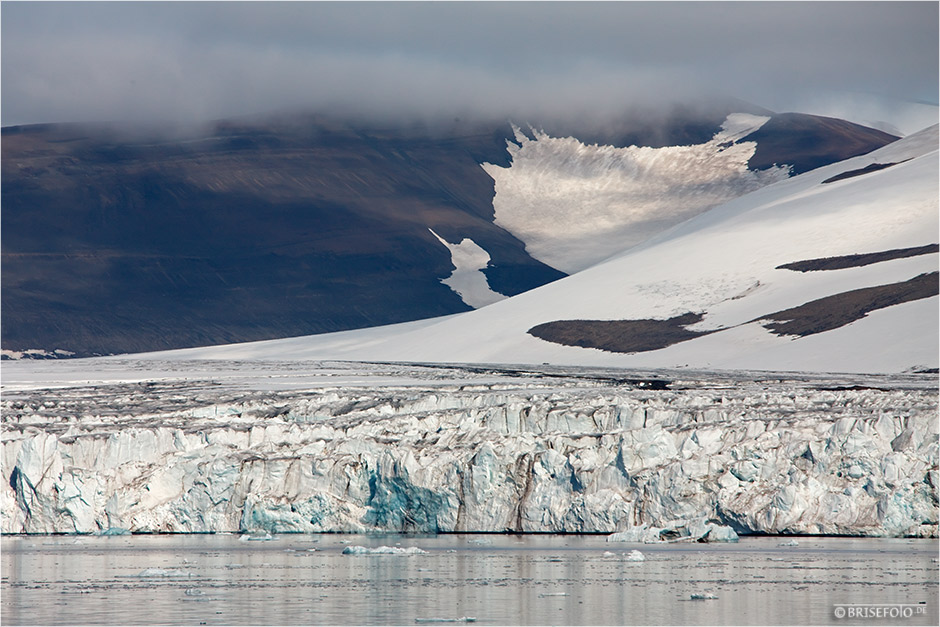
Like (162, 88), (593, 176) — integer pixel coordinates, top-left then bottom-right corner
(528, 313), (712, 354)
(760, 272), (939, 337)
(776, 244), (938, 272)
(821, 160), (909, 184)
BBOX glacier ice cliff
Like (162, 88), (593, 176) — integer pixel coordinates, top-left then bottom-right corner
(2, 361), (936, 537)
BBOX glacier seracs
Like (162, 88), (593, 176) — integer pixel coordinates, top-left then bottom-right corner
(2, 361), (936, 538)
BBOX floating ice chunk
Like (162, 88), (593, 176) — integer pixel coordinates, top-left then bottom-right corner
(467, 537), (492, 545)
(538, 592), (568, 597)
(607, 525), (661, 543)
(342, 545), (427, 555)
(608, 519), (737, 544)
(690, 593), (718, 600)
(626, 550), (646, 562)
(184, 588), (205, 596)
(603, 551), (616, 557)
(415, 618), (476, 624)
(779, 539), (799, 547)
(137, 568), (181, 577)
(239, 533), (274, 542)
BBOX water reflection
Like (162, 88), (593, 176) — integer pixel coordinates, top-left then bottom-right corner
(2, 535), (937, 625)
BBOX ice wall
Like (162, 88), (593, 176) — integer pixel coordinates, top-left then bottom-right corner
(3, 367), (936, 537)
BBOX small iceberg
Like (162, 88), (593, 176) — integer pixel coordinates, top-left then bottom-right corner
(415, 618), (476, 624)
(342, 545), (427, 555)
(136, 568), (182, 578)
(538, 592), (568, 598)
(240, 533), (274, 542)
(607, 525), (661, 543)
(690, 593), (718, 600)
(626, 550), (645, 562)
(778, 539), (799, 547)
(608, 519), (738, 544)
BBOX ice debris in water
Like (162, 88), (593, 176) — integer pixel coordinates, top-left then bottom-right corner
(342, 545), (427, 555)
(239, 533), (274, 542)
(690, 593), (719, 600)
(603, 551), (616, 557)
(184, 588), (205, 596)
(539, 592), (568, 597)
(608, 519), (738, 543)
(415, 618), (476, 624)
(779, 539), (799, 547)
(137, 568), (184, 578)
(626, 550), (646, 562)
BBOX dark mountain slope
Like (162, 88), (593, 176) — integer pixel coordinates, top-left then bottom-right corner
(1, 108), (900, 357)
(743, 113), (899, 174)
(1, 117), (563, 355)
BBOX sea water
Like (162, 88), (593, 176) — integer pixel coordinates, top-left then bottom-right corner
(2, 534), (937, 625)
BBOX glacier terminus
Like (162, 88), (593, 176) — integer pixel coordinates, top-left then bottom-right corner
(3, 359), (936, 538)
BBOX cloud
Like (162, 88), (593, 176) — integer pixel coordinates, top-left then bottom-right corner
(2, 2), (937, 128)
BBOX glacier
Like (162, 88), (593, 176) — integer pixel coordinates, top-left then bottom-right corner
(3, 360), (936, 537)
(482, 114), (791, 274)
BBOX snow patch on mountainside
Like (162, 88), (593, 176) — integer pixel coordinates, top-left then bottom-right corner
(429, 229), (506, 308)
(482, 113), (790, 273)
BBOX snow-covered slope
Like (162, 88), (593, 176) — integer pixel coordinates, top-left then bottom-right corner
(483, 114), (790, 273)
(155, 125), (938, 375)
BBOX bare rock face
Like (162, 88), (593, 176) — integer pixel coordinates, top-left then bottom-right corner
(2, 362), (936, 537)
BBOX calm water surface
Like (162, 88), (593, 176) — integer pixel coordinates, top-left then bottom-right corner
(2, 534), (937, 625)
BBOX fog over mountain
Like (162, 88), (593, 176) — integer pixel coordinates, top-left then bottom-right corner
(2, 2), (937, 131)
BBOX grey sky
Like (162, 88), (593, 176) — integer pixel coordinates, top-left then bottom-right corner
(2, 1), (937, 129)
